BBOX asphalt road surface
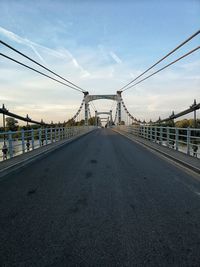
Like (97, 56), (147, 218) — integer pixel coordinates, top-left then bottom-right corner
(0, 128), (200, 266)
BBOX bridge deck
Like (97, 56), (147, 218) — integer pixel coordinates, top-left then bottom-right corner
(0, 128), (200, 266)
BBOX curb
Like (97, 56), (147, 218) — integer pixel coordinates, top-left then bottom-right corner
(113, 129), (200, 175)
(0, 129), (96, 179)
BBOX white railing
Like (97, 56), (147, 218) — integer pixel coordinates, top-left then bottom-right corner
(0, 126), (95, 161)
(116, 125), (200, 159)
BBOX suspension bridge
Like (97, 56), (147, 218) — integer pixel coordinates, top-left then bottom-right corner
(0, 31), (200, 266)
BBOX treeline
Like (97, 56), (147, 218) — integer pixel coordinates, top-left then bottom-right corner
(1, 117), (199, 132)
(158, 118), (200, 128)
(130, 118), (200, 128)
(0, 116), (98, 132)
(66, 117), (97, 127)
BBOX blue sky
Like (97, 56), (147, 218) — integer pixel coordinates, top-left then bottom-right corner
(0, 0), (199, 123)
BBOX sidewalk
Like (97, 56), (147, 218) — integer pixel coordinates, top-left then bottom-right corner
(113, 129), (200, 175)
(0, 129), (95, 178)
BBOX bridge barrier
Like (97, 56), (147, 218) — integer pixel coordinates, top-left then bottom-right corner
(115, 125), (200, 159)
(0, 126), (95, 161)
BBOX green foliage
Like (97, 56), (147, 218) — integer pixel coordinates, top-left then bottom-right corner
(6, 117), (18, 131)
(161, 120), (175, 127)
(76, 119), (85, 126)
(65, 118), (87, 126)
(175, 119), (200, 128)
(88, 117), (96, 126)
(156, 118), (200, 128)
(66, 118), (76, 126)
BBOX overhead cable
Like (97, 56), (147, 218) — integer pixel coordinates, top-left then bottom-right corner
(120, 30), (200, 91)
(0, 40), (87, 93)
(122, 46), (200, 92)
(0, 53), (84, 93)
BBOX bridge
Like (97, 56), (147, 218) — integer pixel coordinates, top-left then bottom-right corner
(0, 31), (200, 266)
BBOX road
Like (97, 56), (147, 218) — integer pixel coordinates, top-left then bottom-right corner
(0, 128), (200, 266)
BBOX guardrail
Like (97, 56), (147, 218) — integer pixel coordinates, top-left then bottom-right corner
(0, 126), (95, 161)
(116, 125), (200, 159)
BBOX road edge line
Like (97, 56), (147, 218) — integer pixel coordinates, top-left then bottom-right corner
(113, 129), (200, 175)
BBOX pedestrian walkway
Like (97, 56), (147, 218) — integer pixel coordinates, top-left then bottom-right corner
(113, 128), (200, 175)
(0, 129), (94, 178)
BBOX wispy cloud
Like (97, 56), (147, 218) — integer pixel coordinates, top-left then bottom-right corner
(180, 61), (200, 72)
(1, 26), (199, 123)
(29, 44), (47, 65)
(109, 51), (122, 64)
(0, 26), (47, 64)
(0, 26), (24, 44)
(98, 45), (122, 65)
(0, 26), (90, 77)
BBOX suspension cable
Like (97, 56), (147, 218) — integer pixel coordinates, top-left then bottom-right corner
(88, 106), (92, 119)
(90, 101), (97, 113)
(121, 98), (138, 122)
(0, 40), (87, 93)
(89, 103), (95, 112)
(71, 98), (85, 120)
(110, 100), (115, 111)
(120, 30), (200, 91)
(114, 104), (118, 124)
(0, 53), (84, 93)
(123, 46), (200, 92)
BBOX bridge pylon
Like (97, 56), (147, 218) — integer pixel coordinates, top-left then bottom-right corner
(95, 110), (113, 126)
(83, 91), (122, 126)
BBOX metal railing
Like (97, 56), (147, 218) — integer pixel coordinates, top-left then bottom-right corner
(116, 125), (200, 159)
(0, 126), (95, 161)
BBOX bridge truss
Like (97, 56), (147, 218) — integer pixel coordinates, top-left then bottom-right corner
(69, 91), (138, 126)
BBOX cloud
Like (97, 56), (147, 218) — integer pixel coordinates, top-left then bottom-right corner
(109, 51), (122, 64)
(57, 48), (90, 77)
(0, 26), (199, 123)
(0, 26), (47, 64)
(97, 45), (122, 64)
(180, 61), (200, 71)
(0, 26), (24, 44)
(29, 44), (47, 65)
(0, 26), (90, 77)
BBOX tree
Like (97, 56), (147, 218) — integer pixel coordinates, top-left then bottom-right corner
(66, 118), (76, 126)
(77, 119), (85, 126)
(88, 117), (96, 126)
(161, 120), (175, 127)
(6, 117), (18, 131)
(175, 119), (190, 128)
(175, 119), (200, 128)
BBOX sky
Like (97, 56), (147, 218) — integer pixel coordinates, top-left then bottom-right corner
(0, 0), (200, 124)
